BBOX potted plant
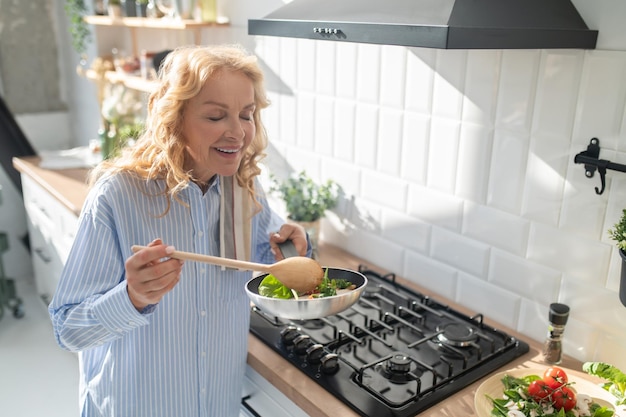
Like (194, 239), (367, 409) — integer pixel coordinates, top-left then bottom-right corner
(108, 0), (123, 18)
(64, 0), (91, 56)
(271, 171), (339, 258)
(608, 208), (626, 306)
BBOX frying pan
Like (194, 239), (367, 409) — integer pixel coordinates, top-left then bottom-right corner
(245, 242), (367, 320)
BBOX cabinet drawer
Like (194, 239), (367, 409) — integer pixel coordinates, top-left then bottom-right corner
(21, 173), (79, 303)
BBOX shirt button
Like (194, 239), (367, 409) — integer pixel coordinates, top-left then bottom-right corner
(200, 268), (206, 274)
(201, 388), (206, 394)
(200, 310), (206, 316)
(201, 351), (206, 357)
(198, 231), (204, 237)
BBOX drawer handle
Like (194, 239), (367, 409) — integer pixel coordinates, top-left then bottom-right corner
(241, 395), (263, 417)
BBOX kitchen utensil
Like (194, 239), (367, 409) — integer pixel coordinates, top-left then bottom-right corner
(245, 266), (367, 319)
(474, 367), (624, 417)
(130, 245), (324, 293)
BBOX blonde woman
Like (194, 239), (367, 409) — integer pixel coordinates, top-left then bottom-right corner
(49, 45), (309, 417)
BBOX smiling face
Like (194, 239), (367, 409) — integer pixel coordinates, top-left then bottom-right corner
(182, 69), (256, 183)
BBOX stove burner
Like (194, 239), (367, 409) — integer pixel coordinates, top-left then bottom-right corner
(379, 352), (419, 384)
(436, 322), (477, 347)
(387, 352), (411, 373)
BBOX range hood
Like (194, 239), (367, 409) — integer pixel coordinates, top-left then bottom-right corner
(248, 0), (598, 50)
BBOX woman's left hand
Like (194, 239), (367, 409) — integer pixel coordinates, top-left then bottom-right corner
(269, 223), (308, 260)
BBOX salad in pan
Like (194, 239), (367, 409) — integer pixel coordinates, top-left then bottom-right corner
(258, 269), (357, 299)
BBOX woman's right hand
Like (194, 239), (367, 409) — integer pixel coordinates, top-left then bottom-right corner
(125, 238), (183, 311)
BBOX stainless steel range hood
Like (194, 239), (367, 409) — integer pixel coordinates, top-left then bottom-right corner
(248, 0), (598, 50)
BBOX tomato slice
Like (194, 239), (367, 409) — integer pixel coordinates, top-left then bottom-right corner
(543, 366), (569, 390)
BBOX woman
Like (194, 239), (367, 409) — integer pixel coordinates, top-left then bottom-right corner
(49, 44), (309, 417)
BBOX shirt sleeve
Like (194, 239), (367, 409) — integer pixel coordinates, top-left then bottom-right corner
(48, 181), (150, 352)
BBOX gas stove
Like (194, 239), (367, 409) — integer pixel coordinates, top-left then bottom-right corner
(248, 265), (529, 417)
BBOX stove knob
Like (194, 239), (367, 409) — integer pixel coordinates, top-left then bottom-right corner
(320, 353), (340, 374)
(280, 326), (300, 346)
(305, 343), (325, 364)
(293, 334), (313, 354)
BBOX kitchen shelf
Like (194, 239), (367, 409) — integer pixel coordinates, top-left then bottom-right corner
(84, 68), (156, 93)
(83, 15), (229, 29)
(84, 15), (230, 48)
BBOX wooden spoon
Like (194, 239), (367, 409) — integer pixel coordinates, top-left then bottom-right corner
(131, 245), (323, 293)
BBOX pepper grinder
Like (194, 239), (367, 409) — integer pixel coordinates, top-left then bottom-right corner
(542, 303), (570, 364)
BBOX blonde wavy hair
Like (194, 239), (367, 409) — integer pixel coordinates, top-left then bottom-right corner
(89, 44), (270, 214)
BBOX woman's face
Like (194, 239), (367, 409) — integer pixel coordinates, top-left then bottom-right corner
(182, 69), (256, 183)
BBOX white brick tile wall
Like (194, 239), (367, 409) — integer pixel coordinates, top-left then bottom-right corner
(400, 113), (430, 184)
(405, 48), (435, 114)
(335, 43), (358, 99)
(361, 170), (407, 212)
(380, 46), (407, 109)
(314, 96), (335, 156)
(356, 43), (381, 104)
(376, 108), (404, 176)
(403, 250), (458, 301)
(455, 272), (521, 330)
(296, 94), (315, 149)
(456, 123), (493, 202)
(528, 223), (612, 283)
(256, 33), (626, 366)
(296, 39), (316, 92)
(431, 227), (490, 278)
(278, 38), (297, 88)
(495, 50), (540, 132)
(432, 50), (465, 120)
(573, 51), (626, 144)
(518, 299), (552, 344)
(489, 249), (561, 305)
(463, 202), (529, 255)
(315, 41), (335, 96)
(381, 209), (430, 254)
(522, 135), (569, 226)
(354, 104), (379, 169)
(463, 50), (500, 126)
(532, 51), (583, 138)
(407, 185), (463, 231)
(427, 117), (460, 192)
(488, 129), (529, 213)
(332, 99), (356, 162)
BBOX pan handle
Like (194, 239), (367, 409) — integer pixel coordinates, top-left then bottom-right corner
(277, 240), (299, 259)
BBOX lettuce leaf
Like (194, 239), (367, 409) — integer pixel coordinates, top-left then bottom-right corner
(583, 362), (626, 405)
(258, 274), (294, 299)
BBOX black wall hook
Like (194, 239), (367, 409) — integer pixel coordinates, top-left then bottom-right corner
(574, 138), (626, 195)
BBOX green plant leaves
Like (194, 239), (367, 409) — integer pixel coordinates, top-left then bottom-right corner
(270, 171), (338, 222)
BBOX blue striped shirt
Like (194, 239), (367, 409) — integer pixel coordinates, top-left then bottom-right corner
(49, 173), (284, 417)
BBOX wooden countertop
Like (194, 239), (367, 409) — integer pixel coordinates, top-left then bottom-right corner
(12, 156), (89, 217)
(13, 156), (589, 417)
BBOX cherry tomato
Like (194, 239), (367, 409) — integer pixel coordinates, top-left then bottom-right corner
(552, 386), (577, 411)
(528, 379), (552, 401)
(543, 366), (569, 390)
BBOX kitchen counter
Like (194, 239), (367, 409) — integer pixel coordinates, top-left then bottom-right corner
(13, 156), (591, 417)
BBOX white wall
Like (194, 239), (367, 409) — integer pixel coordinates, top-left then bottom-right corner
(57, 0), (626, 368)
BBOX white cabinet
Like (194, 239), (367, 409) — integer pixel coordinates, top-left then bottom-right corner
(241, 366), (310, 417)
(21, 175), (78, 305)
